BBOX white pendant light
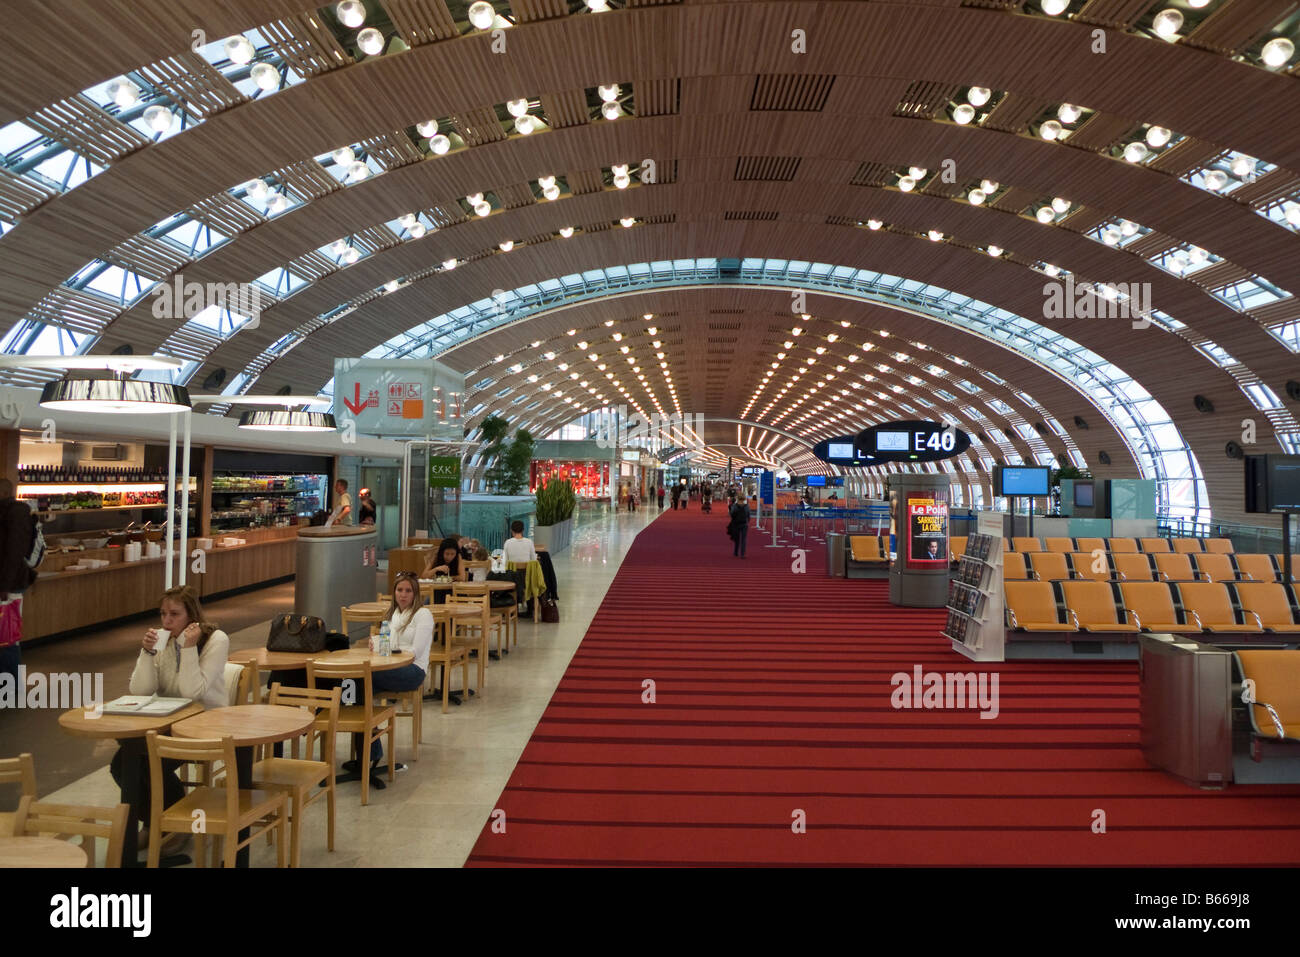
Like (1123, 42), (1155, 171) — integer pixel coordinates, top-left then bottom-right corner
(866, 219), (882, 230)
(244, 179), (268, 200)
(980, 179), (999, 194)
(331, 239), (348, 257)
(898, 176), (915, 192)
(953, 104), (976, 125)
(347, 160), (369, 182)
(597, 84), (620, 102)
(265, 191), (288, 214)
(417, 120), (438, 138)
(342, 246), (359, 264)
(106, 77), (139, 109)
(336, 1), (366, 27)
(1152, 9), (1183, 38)
(1101, 227), (1121, 245)
(967, 87), (991, 107)
(514, 115), (537, 135)
(1120, 219), (1139, 237)
(908, 166), (928, 180)
(538, 175), (556, 189)
(250, 63), (279, 91)
(928, 230), (943, 242)
(987, 245), (1003, 257)
(1036, 207), (1056, 223)
(224, 36), (255, 65)
(1057, 103), (1081, 123)
(1051, 196), (1071, 213)
(408, 223), (426, 239)
(1043, 264), (1061, 277)
(506, 98), (530, 118)
(613, 172), (631, 189)
(1230, 156), (1256, 178)
(601, 101), (622, 121)
(1262, 37), (1295, 68)
(39, 378), (191, 415)
(384, 280), (401, 292)
(1039, 120), (1062, 140)
(332, 146), (355, 167)
(238, 410), (337, 431)
(143, 105), (174, 133)
(429, 133), (451, 154)
(357, 28), (384, 55)
(543, 184), (560, 201)
(398, 213), (417, 229)
(474, 201), (491, 217)
(620, 217), (635, 227)
(559, 227), (574, 238)
(499, 240), (514, 251)
(1123, 141), (1149, 163)
(967, 188), (986, 205)
(1285, 204), (1300, 227)
(467, 2), (496, 30)
(1145, 126), (1172, 147)
(1203, 169), (1228, 190)
(443, 258), (457, 270)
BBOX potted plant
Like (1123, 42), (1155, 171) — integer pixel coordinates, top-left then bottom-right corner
(534, 477), (576, 553)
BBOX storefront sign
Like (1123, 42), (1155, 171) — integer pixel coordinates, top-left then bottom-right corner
(428, 456), (461, 488)
(906, 492), (949, 568)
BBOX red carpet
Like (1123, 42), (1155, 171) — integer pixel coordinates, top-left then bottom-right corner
(466, 507), (1300, 866)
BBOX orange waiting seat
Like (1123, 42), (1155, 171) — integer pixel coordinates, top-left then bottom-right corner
(1044, 537), (1075, 553)
(1005, 581), (1076, 632)
(1074, 537), (1106, 555)
(1232, 583), (1300, 634)
(1276, 556), (1296, 582)
(1112, 553), (1156, 582)
(848, 536), (889, 565)
(1069, 551), (1114, 582)
(1027, 551), (1071, 582)
(1173, 538), (1203, 553)
(1002, 552), (1029, 581)
(1061, 581), (1140, 633)
(1118, 582), (1200, 633)
(1002, 538), (1011, 553)
(1012, 537), (1042, 552)
(1106, 538), (1139, 553)
(1235, 554), (1279, 583)
(1176, 582), (1258, 633)
(1139, 538), (1171, 553)
(1204, 538), (1234, 554)
(1233, 651), (1300, 742)
(1192, 552), (1242, 584)
(1153, 552), (1204, 583)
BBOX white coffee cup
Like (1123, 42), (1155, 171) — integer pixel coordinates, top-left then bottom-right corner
(153, 629), (170, 653)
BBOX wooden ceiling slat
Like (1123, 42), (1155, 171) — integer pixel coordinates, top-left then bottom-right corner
(359, 131), (425, 170)
(136, 52), (247, 118)
(102, 234), (190, 281)
(450, 107), (507, 146)
(1233, 168), (1300, 207)
(28, 287), (121, 335)
(539, 90), (590, 129)
(286, 249), (338, 283)
(187, 192), (266, 236)
(1186, 259), (1253, 289)
(0, 168), (56, 222)
(989, 186), (1037, 213)
(1076, 0), (1161, 29)
(634, 78), (681, 117)
(849, 162), (894, 187)
(271, 159), (344, 202)
(260, 14), (350, 78)
(378, 0), (459, 45)
(511, 0), (569, 22)
(351, 225), (400, 254)
(567, 169), (605, 195)
(26, 95), (150, 167)
(1183, 0), (1299, 56)
(893, 80), (961, 120)
(1248, 297), (1300, 325)
(1145, 137), (1224, 176)
(495, 182), (540, 208)
(980, 93), (1047, 134)
(1125, 230), (1179, 258)
(1057, 208), (1108, 233)
(750, 75), (836, 112)
(1061, 112), (1133, 152)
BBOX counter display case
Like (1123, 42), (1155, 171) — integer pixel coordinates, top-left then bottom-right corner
(209, 471), (325, 530)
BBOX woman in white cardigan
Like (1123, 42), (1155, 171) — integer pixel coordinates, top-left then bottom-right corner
(110, 585), (229, 852)
(360, 571), (433, 769)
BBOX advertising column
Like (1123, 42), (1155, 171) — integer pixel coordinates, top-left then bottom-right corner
(887, 472), (951, 607)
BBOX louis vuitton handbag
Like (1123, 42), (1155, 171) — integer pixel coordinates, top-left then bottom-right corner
(267, 614), (328, 653)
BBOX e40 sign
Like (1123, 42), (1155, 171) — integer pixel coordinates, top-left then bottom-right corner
(428, 456), (461, 488)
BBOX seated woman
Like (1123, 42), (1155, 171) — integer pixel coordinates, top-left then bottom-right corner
(110, 585), (229, 854)
(365, 571), (433, 770)
(422, 537), (466, 602)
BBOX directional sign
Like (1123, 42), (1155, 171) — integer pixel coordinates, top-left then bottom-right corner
(333, 358), (465, 438)
(857, 420), (970, 464)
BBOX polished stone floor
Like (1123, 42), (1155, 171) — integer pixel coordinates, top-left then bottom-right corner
(36, 504), (661, 867)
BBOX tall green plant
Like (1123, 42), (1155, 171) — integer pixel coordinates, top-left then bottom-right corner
(535, 478), (576, 526)
(480, 416), (535, 494)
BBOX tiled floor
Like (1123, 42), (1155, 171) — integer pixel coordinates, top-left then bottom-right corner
(37, 504), (659, 867)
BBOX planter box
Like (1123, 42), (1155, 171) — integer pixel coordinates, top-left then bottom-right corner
(534, 516), (573, 554)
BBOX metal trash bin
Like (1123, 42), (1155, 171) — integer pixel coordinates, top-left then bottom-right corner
(826, 532), (846, 577)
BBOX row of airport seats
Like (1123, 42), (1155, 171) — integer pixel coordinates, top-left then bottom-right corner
(1005, 536), (1233, 554)
(1005, 579), (1300, 636)
(1003, 550), (1295, 584)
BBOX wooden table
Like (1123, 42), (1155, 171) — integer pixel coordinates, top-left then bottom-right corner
(58, 703), (205, 867)
(170, 705), (316, 868)
(227, 648), (317, 704)
(0, 835), (88, 868)
(317, 649), (413, 670)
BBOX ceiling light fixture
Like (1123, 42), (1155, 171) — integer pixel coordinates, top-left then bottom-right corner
(1262, 37), (1295, 68)
(953, 104), (976, 125)
(1039, 120), (1062, 140)
(1057, 103), (1081, 123)
(1152, 9), (1184, 38)
(429, 134), (451, 154)
(356, 28), (384, 55)
(106, 78), (139, 109)
(251, 63), (279, 91)
(1145, 126), (1172, 147)
(467, 2), (496, 30)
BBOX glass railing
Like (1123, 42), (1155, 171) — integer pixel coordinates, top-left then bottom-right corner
(1158, 517), (1300, 555)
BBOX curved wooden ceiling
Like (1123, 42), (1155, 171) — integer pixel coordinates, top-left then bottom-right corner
(2, 0), (1299, 523)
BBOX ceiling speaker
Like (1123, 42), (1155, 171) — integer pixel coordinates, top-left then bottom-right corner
(109, 343), (134, 355)
(1225, 441), (1244, 460)
(275, 384), (293, 395)
(1073, 415), (1089, 430)
(1193, 394), (1215, 414)
(1286, 380), (1300, 402)
(1097, 450), (1111, 465)
(202, 368), (227, 391)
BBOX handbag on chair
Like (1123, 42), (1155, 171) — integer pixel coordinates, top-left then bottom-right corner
(266, 614), (328, 653)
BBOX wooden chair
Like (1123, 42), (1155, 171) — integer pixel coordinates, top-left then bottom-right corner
(251, 684), (341, 867)
(426, 611), (473, 714)
(306, 660), (394, 807)
(144, 731), (287, 868)
(0, 752), (37, 837)
(13, 795), (128, 867)
(463, 559), (492, 582)
(366, 623), (423, 762)
(224, 662), (254, 706)
(448, 587), (494, 690)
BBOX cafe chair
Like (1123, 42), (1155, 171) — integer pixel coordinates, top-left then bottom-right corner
(366, 625), (423, 762)
(224, 662), (255, 706)
(12, 795), (128, 867)
(463, 559), (492, 582)
(144, 730), (288, 868)
(448, 588), (494, 691)
(251, 684), (341, 867)
(426, 611), (474, 714)
(0, 752), (37, 836)
(306, 660), (394, 806)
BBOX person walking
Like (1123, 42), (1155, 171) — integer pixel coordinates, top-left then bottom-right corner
(671, 483), (682, 510)
(701, 482), (713, 514)
(656, 486), (665, 509)
(727, 495), (750, 558)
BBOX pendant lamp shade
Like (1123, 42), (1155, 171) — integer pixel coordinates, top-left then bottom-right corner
(39, 378), (191, 413)
(237, 409), (337, 431)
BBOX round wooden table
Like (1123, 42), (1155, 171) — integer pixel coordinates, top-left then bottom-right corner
(170, 705), (316, 868)
(0, 835), (88, 868)
(58, 703), (205, 867)
(317, 649), (413, 670)
(341, 600), (389, 635)
(227, 648), (317, 704)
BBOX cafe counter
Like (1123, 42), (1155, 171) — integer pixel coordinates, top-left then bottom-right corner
(22, 525), (299, 642)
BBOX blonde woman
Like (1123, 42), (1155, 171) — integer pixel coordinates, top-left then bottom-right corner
(362, 571), (433, 770)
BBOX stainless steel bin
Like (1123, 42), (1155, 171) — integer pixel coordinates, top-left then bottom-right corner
(826, 532), (846, 577)
(1139, 635), (1233, 787)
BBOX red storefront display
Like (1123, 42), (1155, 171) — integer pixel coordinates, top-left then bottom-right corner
(530, 460), (611, 499)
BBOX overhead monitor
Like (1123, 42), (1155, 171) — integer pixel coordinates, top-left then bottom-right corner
(1245, 454), (1300, 512)
(857, 420), (971, 463)
(996, 466), (1050, 497)
(875, 431), (910, 453)
(827, 442), (855, 459)
(1073, 482), (1094, 508)
(806, 475), (826, 487)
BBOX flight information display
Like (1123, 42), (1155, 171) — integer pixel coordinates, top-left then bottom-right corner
(875, 432), (910, 452)
(827, 442), (855, 459)
(858, 421), (971, 463)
